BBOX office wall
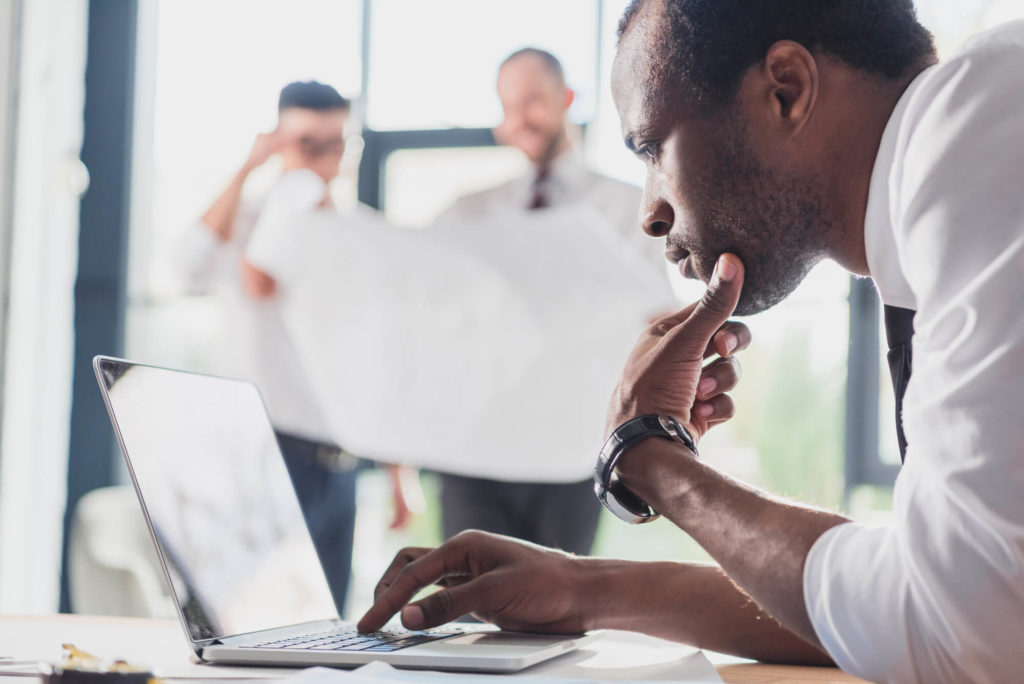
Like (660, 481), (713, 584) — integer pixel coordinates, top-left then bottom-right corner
(0, 0), (87, 612)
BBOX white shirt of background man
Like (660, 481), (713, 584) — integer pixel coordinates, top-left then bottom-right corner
(439, 148), (668, 277)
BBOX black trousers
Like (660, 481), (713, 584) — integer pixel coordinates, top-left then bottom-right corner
(439, 473), (601, 556)
(276, 431), (358, 616)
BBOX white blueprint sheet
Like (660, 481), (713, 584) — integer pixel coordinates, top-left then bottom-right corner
(246, 202), (675, 482)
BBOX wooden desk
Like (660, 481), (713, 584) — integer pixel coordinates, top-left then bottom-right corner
(716, 662), (866, 683)
(0, 614), (866, 683)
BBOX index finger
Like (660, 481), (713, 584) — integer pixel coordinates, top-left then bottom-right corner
(373, 547), (431, 601)
(357, 545), (468, 633)
(704, 321), (753, 359)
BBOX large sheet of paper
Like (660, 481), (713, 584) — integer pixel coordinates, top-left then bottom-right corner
(246, 181), (675, 482)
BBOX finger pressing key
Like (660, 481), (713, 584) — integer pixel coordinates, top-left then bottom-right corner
(373, 547), (432, 601)
(402, 575), (496, 630)
(359, 544), (469, 632)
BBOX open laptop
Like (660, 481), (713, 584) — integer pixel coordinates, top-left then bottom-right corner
(93, 356), (597, 672)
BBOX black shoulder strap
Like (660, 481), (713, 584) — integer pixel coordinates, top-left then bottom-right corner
(883, 305), (916, 462)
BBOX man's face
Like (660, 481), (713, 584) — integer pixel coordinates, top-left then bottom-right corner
(612, 19), (831, 316)
(495, 55), (573, 164)
(277, 107), (348, 183)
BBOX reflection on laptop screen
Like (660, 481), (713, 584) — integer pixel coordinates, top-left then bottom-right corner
(97, 359), (336, 642)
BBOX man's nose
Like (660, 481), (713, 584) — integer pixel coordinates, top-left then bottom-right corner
(639, 174), (675, 237)
(640, 197), (674, 238)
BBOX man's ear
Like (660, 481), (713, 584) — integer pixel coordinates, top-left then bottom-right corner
(762, 40), (819, 136)
(563, 87), (575, 111)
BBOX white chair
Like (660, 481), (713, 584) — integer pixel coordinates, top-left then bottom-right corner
(69, 485), (175, 618)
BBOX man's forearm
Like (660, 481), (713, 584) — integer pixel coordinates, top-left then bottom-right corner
(577, 558), (832, 664)
(201, 167), (250, 242)
(615, 438), (849, 649)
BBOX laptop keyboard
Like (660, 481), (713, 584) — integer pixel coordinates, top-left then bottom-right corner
(243, 625), (466, 653)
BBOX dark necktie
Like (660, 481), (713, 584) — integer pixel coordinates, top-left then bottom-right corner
(527, 166), (550, 210)
(883, 305), (916, 462)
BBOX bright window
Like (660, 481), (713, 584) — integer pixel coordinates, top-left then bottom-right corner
(365, 0), (598, 130)
(128, 0), (362, 371)
(141, 0), (362, 302)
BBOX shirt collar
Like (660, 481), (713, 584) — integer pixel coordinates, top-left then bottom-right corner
(546, 148), (588, 188)
(524, 147), (589, 198)
(863, 69), (934, 310)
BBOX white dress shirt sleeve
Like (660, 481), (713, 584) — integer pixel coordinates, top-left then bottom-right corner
(804, 25), (1024, 684)
(169, 198), (262, 294)
(169, 218), (233, 294)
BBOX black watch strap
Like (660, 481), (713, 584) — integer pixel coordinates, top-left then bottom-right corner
(593, 415), (696, 524)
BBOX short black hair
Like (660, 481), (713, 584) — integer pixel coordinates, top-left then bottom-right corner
(500, 47), (567, 86)
(278, 80), (350, 113)
(618, 0), (936, 109)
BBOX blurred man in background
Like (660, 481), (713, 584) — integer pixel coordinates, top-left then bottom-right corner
(435, 49), (672, 555)
(171, 81), (412, 616)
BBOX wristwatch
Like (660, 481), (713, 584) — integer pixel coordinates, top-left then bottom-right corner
(593, 414), (697, 524)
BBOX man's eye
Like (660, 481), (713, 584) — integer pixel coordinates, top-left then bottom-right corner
(637, 144), (658, 160)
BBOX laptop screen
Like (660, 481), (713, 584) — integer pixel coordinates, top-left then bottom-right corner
(95, 358), (337, 642)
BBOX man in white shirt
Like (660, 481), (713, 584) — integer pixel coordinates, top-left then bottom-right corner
(434, 48), (671, 556)
(172, 81), (411, 616)
(359, 2), (1024, 681)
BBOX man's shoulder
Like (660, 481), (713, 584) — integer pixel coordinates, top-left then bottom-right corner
(888, 21), (1024, 307)
(959, 19), (1024, 55)
(897, 21), (1024, 163)
(910, 20), (1024, 107)
(893, 20), (1024, 198)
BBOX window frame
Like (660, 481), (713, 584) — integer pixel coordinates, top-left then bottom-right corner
(844, 277), (900, 501)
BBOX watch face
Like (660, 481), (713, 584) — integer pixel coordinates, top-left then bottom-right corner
(603, 490), (659, 524)
(602, 479), (660, 524)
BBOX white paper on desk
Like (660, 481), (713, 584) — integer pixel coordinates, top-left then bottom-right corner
(246, 202), (675, 482)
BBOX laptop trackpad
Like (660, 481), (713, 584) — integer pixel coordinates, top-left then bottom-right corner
(456, 632), (575, 646)
(420, 632), (578, 653)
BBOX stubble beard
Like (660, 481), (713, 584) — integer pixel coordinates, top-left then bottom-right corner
(692, 118), (832, 316)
